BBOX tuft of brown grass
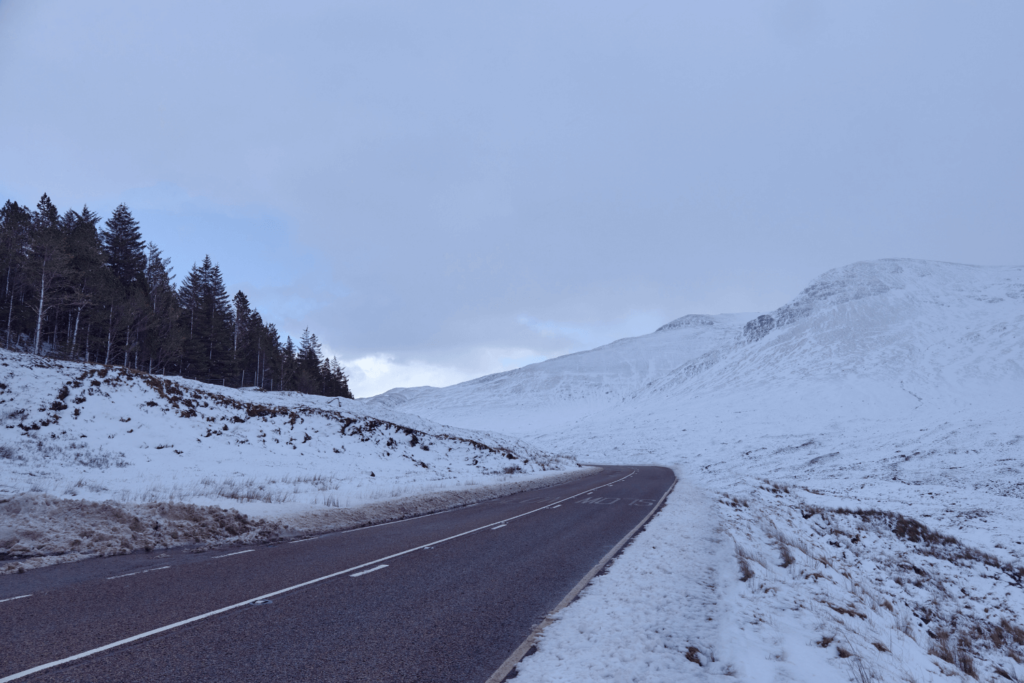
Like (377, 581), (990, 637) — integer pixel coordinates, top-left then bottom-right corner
(995, 665), (1023, 682)
(737, 554), (754, 582)
(928, 630), (978, 679)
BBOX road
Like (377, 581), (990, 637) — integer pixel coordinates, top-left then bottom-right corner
(0, 465), (675, 682)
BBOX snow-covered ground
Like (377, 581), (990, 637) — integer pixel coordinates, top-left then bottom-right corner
(366, 312), (754, 436)
(379, 259), (1024, 682)
(0, 349), (582, 571)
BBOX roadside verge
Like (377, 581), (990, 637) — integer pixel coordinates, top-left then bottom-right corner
(0, 466), (599, 575)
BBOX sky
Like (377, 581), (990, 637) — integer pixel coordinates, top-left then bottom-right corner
(1, 1), (1022, 397)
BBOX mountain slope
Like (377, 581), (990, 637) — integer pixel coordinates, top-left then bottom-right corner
(0, 348), (572, 518)
(364, 313), (754, 435)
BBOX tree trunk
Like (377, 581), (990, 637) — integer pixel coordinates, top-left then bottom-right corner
(33, 265), (46, 356)
(71, 308), (81, 359)
(5, 293), (13, 350)
(105, 309), (114, 365)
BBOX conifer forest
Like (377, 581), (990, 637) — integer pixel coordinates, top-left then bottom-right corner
(0, 194), (353, 398)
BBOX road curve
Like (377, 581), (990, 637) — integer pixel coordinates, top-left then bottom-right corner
(0, 465), (675, 683)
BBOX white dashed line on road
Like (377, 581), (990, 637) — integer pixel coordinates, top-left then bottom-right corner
(350, 564), (388, 578)
(0, 594), (31, 604)
(107, 566), (170, 581)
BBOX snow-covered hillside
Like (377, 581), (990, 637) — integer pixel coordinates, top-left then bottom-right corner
(378, 259), (1024, 682)
(0, 349), (580, 569)
(365, 312), (754, 435)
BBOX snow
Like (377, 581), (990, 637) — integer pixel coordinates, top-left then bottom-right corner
(375, 259), (1024, 681)
(364, 312), (754, 436)
(0, 349), (584, 572)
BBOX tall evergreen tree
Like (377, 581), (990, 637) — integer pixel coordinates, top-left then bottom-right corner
(179, 256), (232, 379)
(35, 194), (60, 232)
(64, 206), (107, 359)
(281, 335), (298, 391)
(28, 195), (71, 355)
(142, 243), (183, 372)
(0, 201), (32, 349)
(102, 204), (147, 292)
(232, 290), (251, 363)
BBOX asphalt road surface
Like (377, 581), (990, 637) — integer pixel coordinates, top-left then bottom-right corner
(0, 465), (675, 683)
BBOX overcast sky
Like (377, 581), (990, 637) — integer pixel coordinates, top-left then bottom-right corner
(1, 1), (1022, 396)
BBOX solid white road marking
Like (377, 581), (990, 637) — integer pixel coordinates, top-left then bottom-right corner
(214, 549), (255, 559)
(288, 537), (319, 544)
(0, 594), (31, 604)
(552, 505), (562, 509)
(350, 564), (388, 577)
(490, 524), (507, 530)
(0, 470), (636, 683)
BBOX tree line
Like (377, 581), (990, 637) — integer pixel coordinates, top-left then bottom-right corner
(0, 194), (352, 398)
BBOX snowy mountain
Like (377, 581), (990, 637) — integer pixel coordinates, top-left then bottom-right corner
(378, 259), (1023, 457)
(554, 259), (1024, 479)
(364, 312), (755, 436)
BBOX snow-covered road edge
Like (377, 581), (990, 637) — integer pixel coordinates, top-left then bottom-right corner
(512, 471), (735, 683)
(1, 466), (599, 575)
(276, 465), (600, 536)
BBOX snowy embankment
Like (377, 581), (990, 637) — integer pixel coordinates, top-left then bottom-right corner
(390, 260), (1024, 682)
(0, 349), (582, 573)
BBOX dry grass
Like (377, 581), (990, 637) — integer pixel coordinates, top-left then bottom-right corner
(928, 630), (977, 678)
(735, 546), (755, 581)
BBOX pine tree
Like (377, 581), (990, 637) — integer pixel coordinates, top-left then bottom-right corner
(143, 243), (183, 372)
(281, 336), (298, 391)
(263, 323), (282, 390)
(0, 201), (32, 349)
(28, 195), (71, 355)
(177, 262), (205, 376)
(35, 194), (60, 232)
(205, 261), (233, 378)
(179, 256), (233, 380)
(102, 204), (147, 292)
(329, 356), (354, 399)
(251, 310), (265, 388)
(64, 206), (106, 359)
(232, 290), (251, 365)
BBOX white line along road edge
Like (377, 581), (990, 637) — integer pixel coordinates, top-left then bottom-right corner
(0, 469), (635, 683)
(484, 474), (678, 683)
